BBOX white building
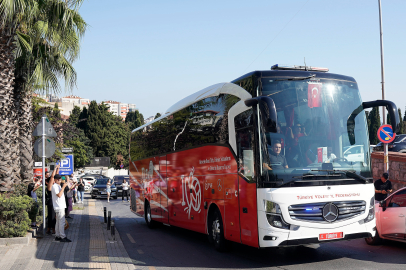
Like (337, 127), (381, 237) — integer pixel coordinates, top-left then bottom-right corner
(103, 100), (136, 121)
(62, 95), (90, 105)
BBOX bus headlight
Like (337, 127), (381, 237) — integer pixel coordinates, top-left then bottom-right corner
(264, 200), (282, 214)
(266, 213), (290, 229)
(359, 196), (375, 224)
(264, 200), (290, 230)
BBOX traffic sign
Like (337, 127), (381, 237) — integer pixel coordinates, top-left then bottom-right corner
(34, 137), (56, 158)
(377, 124), (396, 143)
(58, 155), (74, 175)
(33, 114), (57, 137)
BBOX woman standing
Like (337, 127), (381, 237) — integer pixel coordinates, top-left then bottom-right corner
(77, 179), (85, 203)
(27, 179), (41, 227)
(106, 179), (112, 203)
(122, 179), (129, 201)
(65, 176), (74, 219)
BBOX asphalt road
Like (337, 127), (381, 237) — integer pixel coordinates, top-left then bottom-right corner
(99, 197), (406, 270)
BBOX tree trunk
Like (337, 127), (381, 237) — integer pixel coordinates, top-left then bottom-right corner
(0, 29), (21, 192)
(14, 78), (33, 183)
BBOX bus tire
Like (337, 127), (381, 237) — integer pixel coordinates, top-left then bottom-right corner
(145, 201), (157, 229)
(365, 230), (382, 245)
(208, 209), (227, 252)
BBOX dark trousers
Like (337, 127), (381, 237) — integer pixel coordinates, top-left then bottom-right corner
(47, 203), (56, 229)
(122, 190), (129, 201)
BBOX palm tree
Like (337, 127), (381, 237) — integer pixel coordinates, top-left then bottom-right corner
(15, 1), (86, 183)
(0, 0), (86, 190)
(0, 0), (32, 191)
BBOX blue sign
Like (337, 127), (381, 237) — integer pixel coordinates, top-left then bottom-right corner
(377, 124), (396, 144)
(58, 154), (74, 175)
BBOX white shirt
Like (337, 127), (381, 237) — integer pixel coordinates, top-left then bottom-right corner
(122, 182), (129, 190)
(52, 183), (66, 211)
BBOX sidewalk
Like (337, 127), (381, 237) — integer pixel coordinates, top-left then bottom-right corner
(0, 197), (137, 270)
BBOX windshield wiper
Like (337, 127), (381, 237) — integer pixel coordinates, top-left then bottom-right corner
(274, 74), (316, 81)
(311, 169), (369, 183)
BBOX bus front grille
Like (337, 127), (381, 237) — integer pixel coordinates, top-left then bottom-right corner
(288, 201), (366, 223)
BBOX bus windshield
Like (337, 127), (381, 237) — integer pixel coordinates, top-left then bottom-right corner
(258, 77), (371, 187)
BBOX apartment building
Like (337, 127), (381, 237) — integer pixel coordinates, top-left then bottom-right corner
(103, 100), (136, 120)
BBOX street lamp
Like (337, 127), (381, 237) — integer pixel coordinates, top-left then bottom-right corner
(378, 0), (388, 173)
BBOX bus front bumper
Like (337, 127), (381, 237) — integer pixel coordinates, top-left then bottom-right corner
(258, 218), (376, 248)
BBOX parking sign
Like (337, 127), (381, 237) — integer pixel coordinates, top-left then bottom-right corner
(58, 154), (74, 175)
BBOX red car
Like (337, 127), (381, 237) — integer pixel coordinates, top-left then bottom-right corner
(365, 187), (406, 245)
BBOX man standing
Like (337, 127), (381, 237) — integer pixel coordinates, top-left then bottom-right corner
(51, 174), (72, 242)
(374, 172), (393, 202)
(264, 140), (288, 170)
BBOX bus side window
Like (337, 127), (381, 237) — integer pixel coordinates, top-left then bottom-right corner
(235, 109), (255, 182)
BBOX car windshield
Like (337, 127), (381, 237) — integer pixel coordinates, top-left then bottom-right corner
(377, 134), (406, 146)
(258, 77), (371, 187)
(113, 176), (129, 184)
(96, 179), (110, 185)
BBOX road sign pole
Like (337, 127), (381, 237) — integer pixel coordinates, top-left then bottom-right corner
(42, 115), (46, 236)
(378, 0), (388, 173)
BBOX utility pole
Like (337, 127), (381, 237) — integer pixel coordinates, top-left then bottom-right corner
(378, 0), (388, 173)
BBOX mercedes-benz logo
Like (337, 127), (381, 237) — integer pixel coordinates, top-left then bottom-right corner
(322, 203), (339, 222)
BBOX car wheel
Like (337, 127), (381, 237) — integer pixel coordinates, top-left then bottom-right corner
(208, 209), (227, 252)
(365, 230), (382, 245)
(145, 202), (157, 229)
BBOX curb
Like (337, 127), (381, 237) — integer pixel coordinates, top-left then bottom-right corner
(0, 226), (40, 246)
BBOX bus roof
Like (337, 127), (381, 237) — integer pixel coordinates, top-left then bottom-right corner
(132, 82), (252, 133)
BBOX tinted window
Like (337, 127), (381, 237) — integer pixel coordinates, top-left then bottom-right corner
(113, 176), (129, 184)
(394, 135), (406, 143)
(130, 94), (240, 161)
(389, 190), (406, 207)
(96, 179), (109, 185)
(235, 109), (256, 183)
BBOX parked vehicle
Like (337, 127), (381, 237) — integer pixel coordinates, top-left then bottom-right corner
(112, 175), (130, 195)
(81, 174), (104, 185)
(373, 134), (406, 153)
(365, 187), (406, 245)
(343, 145), (365, 162)
(90, 178), (118, 199)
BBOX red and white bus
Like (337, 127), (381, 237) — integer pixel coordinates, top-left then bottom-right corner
(129, 65), (400, 250)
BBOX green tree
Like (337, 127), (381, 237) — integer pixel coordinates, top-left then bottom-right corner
(154, 113), (162, 119)
(368, 107), (381, 145)
(82, 101), (129, 167)
(69, 106), (81, 127)
(398, 108), (403, 135)
(125, 111), (144, 131)
(0, 0), (87, 190)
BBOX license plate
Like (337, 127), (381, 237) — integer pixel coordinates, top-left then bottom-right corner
(101, 191), (106, 194)
(319, 232), (343, 241)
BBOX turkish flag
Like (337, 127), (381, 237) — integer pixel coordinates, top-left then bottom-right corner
(308, 83), (322, 108)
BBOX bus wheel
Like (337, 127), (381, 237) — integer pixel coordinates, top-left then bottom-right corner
(145, 202), (156, 229)
(209, 209), (227, 251)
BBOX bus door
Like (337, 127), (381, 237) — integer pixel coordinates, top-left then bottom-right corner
(234, 108), (259, 247)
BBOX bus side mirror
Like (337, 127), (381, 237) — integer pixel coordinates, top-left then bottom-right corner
(245, 96), (278, 132)
(347, 100), (400, 145)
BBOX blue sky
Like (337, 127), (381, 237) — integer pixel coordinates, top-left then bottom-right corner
(71, 0), (406, 119)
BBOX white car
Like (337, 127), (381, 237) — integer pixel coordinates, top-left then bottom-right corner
(365, 187), (406, 245)
(343, 145), (365, 162)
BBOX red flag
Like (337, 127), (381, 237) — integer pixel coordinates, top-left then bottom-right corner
(308, 83), (322, 108)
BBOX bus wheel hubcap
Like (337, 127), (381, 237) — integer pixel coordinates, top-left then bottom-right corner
(147, 206), (151, 222)
(212, 219), (220, 240)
